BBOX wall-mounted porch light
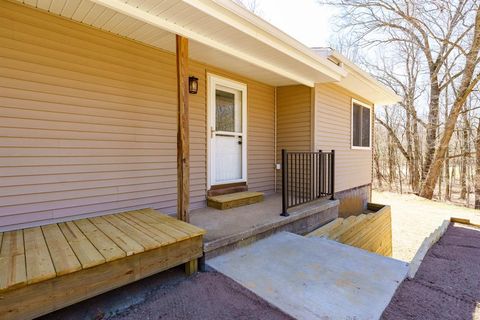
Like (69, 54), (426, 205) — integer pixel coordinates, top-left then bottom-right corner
(189, 76), (199, 94)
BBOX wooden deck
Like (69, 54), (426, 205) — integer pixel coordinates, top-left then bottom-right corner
(0, 209), (205, 320)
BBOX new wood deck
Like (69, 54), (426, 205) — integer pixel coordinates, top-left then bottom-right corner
(0, 209), (205, 320)
(306, 204), (392, 256)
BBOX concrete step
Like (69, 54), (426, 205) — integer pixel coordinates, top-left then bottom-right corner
(207, 191), (264, 210)
(201, 198), (338, 259)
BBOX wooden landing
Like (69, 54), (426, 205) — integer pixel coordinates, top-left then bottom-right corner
(0, 209), (205, 320)
(207, 191), (264, 210)
(307, 204), (392, 256)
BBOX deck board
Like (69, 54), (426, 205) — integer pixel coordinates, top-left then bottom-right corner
(118, 212), (177, 246)
(58, 221), (105, 269)
(102, 214), (159, 251)
(42, 224), (82, 276)
(89, 216), (144, 256)
(0, 230), (26, 290)
(73, 219), (126, 262)
(141, 209), (205, 237)
(24, 227), (56, 284)
(135, 209), (192, 241)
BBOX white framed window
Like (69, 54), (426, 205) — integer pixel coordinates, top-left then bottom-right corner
(351, 99), (372, 149)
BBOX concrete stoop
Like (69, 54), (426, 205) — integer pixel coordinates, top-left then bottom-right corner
(202, 199), (338, 259)
(208, 232), (408, 320)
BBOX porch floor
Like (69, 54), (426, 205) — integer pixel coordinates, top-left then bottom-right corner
(0, 209), (205, 320)
(190, 193), (338, 258)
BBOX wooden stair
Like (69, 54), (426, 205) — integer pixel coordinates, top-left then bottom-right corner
(306, 203), (392, 257)
(207, 191), (264, 210)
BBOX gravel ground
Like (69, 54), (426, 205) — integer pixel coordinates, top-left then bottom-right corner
(373, 191), (480, 262)
(108, 271), (293, 320)
(381, 223), (480, 320)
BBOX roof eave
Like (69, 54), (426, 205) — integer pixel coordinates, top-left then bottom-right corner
(329, 51), (401, 105)
(184, 0), (347, 81)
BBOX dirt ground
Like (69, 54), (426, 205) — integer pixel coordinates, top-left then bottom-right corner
(373, 191), (480, 262)
(108, 271), (293, 320)
(381, 223), (480, 320)
(39, 268), (293, 320)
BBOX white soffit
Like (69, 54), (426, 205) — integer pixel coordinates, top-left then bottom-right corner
(15, 0), (347, 87)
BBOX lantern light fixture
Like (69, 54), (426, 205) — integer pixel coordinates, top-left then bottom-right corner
(189, 76), (198, 94)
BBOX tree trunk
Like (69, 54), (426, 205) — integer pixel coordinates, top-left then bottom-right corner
(445, 149), (451, 200)
(444, 87), (451, 201)
(460, 118), (469, 200)
(388, 133), (396, 188)
(419, 7), (480, 199)
(410, 103), (422, 189)
(422, 80), (440, 180)
(398, 161), (403, 194)
(374, 146), (383, 188)
(475, 122), (480, 209)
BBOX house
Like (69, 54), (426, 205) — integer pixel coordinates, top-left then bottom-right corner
(0, 0), (399, 318)
(0, 0), (398, 231)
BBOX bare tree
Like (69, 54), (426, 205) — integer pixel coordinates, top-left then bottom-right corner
(366, 43), (424, 192)
(475, 118), (480, 209)
(233, 0), (264, 16)
(420, 7), (480, 198)
(322, 0), (480, 199)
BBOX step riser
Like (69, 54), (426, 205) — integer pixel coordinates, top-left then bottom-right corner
(207, 185), (248, 197)
(207, 194), (264, 210)
(203, 202), (338, 260)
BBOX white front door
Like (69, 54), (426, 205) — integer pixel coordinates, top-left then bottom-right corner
(208, 75), (247, 187)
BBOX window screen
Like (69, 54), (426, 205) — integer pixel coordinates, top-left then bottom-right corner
(352, 102), (371, 148)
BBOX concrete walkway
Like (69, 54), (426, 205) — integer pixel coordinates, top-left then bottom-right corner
(208, 232), (408, 320)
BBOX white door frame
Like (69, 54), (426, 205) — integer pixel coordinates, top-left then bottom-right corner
(207, 73), (248, 189)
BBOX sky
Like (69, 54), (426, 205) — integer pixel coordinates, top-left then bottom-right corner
(250, 0), (337, 48)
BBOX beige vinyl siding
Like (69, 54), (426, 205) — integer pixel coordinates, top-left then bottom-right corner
(276, 85), (313, 189)
(314, 83), (373, 193)
(0, 1), (275, 230)
(276, 85), (313, 152)
(246, 82), (276, 192)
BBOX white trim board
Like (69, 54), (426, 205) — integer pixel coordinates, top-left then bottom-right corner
(351, 98), (372, 150)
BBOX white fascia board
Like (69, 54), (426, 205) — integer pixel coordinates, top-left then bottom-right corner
(184, 0), (346, 81)
(345, 69), (400, 105)
(90, 0), (316, 87)
(331, 52), (401, 104)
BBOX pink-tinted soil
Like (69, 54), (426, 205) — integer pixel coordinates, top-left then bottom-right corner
(109, 271), (293, 320)
(382, 223), (480, 320)
(39, 269), (293, 320)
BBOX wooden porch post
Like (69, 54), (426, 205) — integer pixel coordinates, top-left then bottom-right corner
(176, 35), (190, 222)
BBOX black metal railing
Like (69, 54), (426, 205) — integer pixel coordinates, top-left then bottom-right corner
(281, 149), (335, 216)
